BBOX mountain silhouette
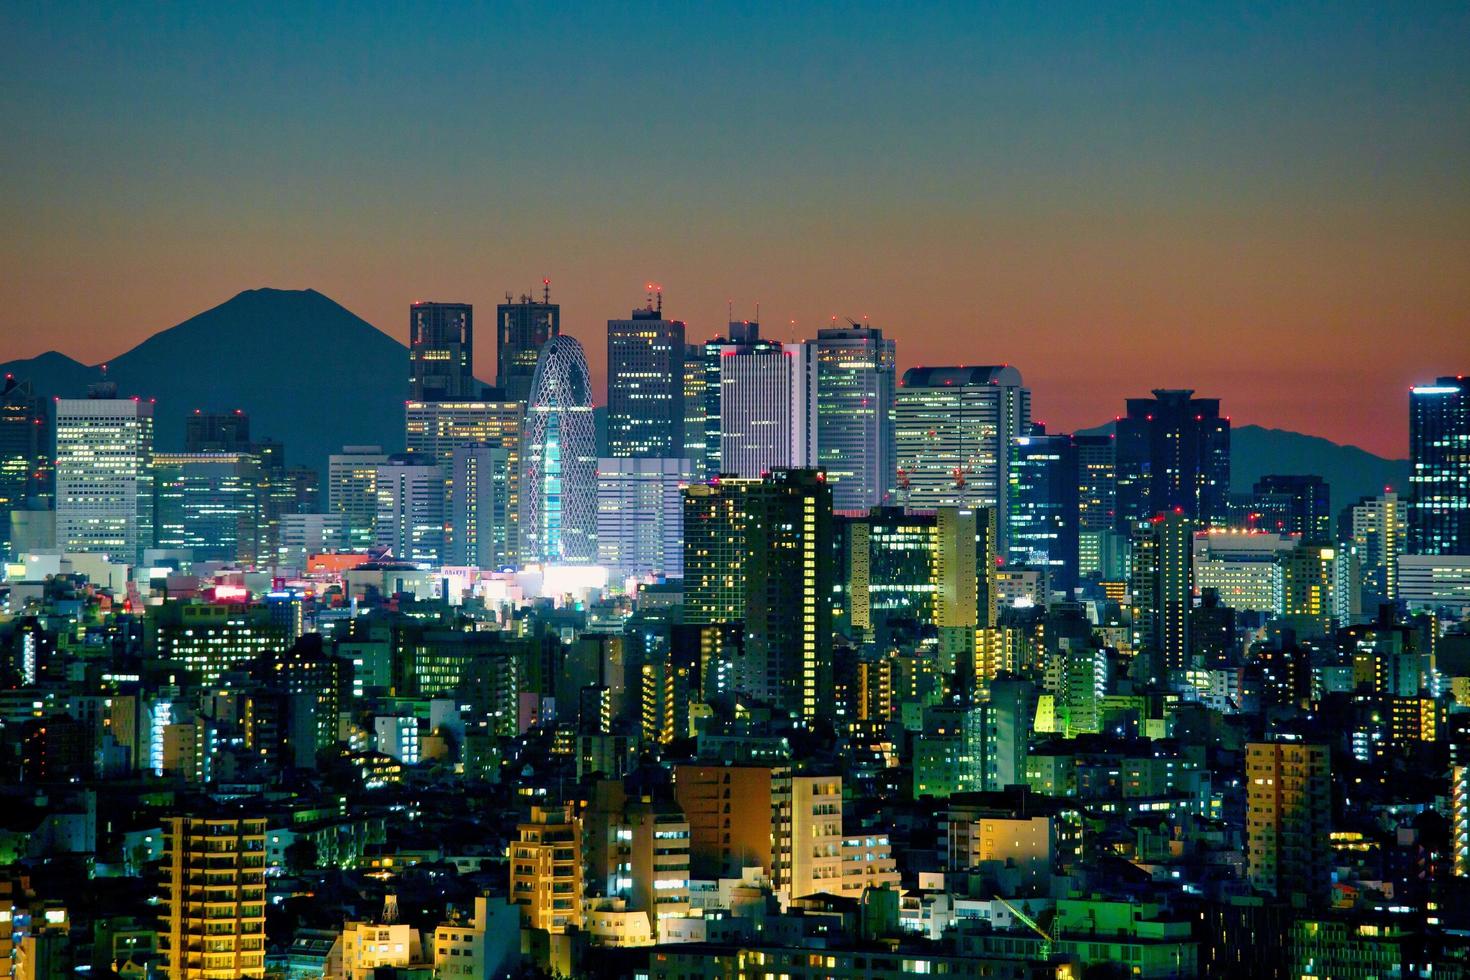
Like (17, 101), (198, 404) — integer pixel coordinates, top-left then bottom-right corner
(1, 288), (1411, 511)
(0, 288), (420, 477)
(1078, 421), (1408, 517)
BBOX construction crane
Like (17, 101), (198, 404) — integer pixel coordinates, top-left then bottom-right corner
(994, 896), (1053, 960)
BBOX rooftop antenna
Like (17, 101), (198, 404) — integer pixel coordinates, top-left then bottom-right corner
(656, 283), (663, 315)
(542, 278), (551, 304)
(505, 291), (513, 304)
(727, 298), (733, 323)
(754, 302), (759, 325)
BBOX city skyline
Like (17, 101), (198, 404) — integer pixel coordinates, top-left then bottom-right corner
(5, 4), (1469, 459)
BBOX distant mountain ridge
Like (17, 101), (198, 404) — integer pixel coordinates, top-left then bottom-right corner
(0, 288), (417, 478)
(1078, 421), (1408, 517)
(0, 289), (1411, 509)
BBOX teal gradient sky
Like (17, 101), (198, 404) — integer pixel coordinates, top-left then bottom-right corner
(3, 2), (1468, 457)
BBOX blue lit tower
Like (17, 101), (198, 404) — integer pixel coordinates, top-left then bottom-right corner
(1409, 376), (1469, 555)
(520, 336), (597, 564)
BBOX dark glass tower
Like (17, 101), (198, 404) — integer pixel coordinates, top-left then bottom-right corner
(496, 289), (560, 404)
(185, 409), (252, 452)
(408, 301), (474, 402)
(1409, 376), (1469, 555)
(0, 375), (48, 561)
(1114, 389), (1229, 530)
(1251, 474), (1332, 541)
(606, 300), (686, 458)
(1007, 426), (1080, 596)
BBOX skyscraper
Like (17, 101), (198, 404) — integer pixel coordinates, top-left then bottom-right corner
(814, 324), (896, 512)
(327, 445), (391, 551)
(408, 301), (474, 402)
(1251, 474), (1332, 541)
(1408, 376), (1468, 555)
(696, 320), (759, 477)
(0, 375), (47, 561)
(607, 301), (687, 458)
(159, 814), (268, 979)
(1074, 433), (1116, 533)
(596, 457), (694, 579)
(743, 469), (834, 720)
(449, 445), (512, 569)
(496, 289), (560, 404)
(152, 452), (263, 563)
(1007, 427), (1080, 596)
(405, 399), (523, 556)
(1129, 511), (1194, 679)
(374, 456), (445, 564)
(520, 336), (597, 565)
(1246, 742), (1332, 903)
(55, 394), (155, 565)
(1351, 490), (1405, 607)
(1114, 389), (1230, 530)
(682, 344), (708, 477)
(681, 476), (761, 625)
(717, 340), (817, 478)
(894, 366), (1030, 547)
(184, 409), (252, 452)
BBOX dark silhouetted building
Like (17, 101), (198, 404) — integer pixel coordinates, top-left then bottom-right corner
(409, 301), (474, 402)
(497, 289), (560, 404)
(1115, 389), (1229, 530)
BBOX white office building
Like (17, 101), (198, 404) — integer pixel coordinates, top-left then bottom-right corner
(895, 366), (1028, 546)
(55, 396), (155, 565)
(596, 457), (694, 579)
(375, 458), (445, 564)
(717, 341), (816, 478)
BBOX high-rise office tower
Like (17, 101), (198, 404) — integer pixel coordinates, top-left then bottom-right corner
(814, 325), (896, 511)
(1114, 389), (1230, 529)
(159, 814), (268, 979)
(714, 339), (817, 478)
(1074, 433), (1120, 582)
(450, 445), (512, 569)
(743, 469), (834, 721)
(1129, 512), (1194, 679)
(1408, 376), (1469, 555)
(520, 336), (597, 564)
(374, 457), (445, 564)
(184, 409), (252, 452)
(597, 457), (694, 580)
(607, 300), (686, 458)
(0, 375), (47, 561)
(1279, 541), (1339, 639)
(327, 446), (391, 550)
(894, 366), (1030, 548)
(700, 321), (759, 477)
(840, 508), (939, 640)
(55, 394), (155, 565)
(1252, 474), (1332, 541)
(405, 399), (523, 556)
(497, 288), (560, 404)
(1246, 742), (1332, 903)
(1351, 490), (1405, 607)
(152, 452), (263, 563)
(682, 345), (708, 477)
(681, 477), (761, 625)
(408, 301), (474, 402)
(1007, 427), (1080, 596)
(1074, 433), (1116, 532)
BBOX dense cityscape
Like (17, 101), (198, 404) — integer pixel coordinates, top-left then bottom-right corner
(0, 282), (1465, 979)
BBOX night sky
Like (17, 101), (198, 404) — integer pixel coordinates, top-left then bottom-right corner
(4, 2), (1468, 458)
